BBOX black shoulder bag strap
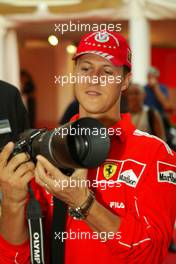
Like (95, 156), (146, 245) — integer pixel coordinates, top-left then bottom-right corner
(51, 198), (67, 264)
(26, 186), (45, 264)
(50, 169), (74, 264)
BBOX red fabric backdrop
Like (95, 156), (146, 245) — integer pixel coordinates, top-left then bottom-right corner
(152, 47), (176, 124)
(152, 47), (176, 89)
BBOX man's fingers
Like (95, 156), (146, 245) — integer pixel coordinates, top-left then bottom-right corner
(36, 155), (64, 180)
(8, 153), (30, 172)
(21, 171), (34, 186)
(72, 168), (88, 180)
(14, 162), (35, 178)
(70, 169), (88, 188)
(35, 160), (53, 187)
(0, 142), (14, 168)
(35, 165), (51, 190)
(35, 169), (44, 187)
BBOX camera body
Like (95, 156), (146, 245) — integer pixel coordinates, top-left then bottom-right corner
(10, 118), (110, 173)
(10, 129), (46, 160)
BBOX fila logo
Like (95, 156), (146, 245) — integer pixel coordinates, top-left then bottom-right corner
(158, 161), (176, 185)
(110, 201), (125, 209)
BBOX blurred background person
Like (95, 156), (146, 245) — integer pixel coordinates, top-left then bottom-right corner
(127, 83), (166, 140)
(20, 70), (36, 128)
(0, 80), (30, 150)
(144, 67), (176, 149)
(144, 66), (173, 114)
(0, 80), (30, 206)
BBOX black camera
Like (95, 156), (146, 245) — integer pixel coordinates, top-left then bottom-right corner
(10, 117), (110, 173)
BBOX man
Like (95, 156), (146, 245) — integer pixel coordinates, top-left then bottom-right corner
(20, 70), (36, 128)
(0, 31), (175, 264)
(0, 80), (30, 149)
(127, 83), (166, 140)
(144, 67), (175, 149)
(144, 66), (173, 114)
(0, 80), (30, 202)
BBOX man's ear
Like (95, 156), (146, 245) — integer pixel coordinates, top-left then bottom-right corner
(73, 63), (77, 73)
(121, 72), (132, 92)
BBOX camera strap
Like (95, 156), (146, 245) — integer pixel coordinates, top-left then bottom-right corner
(50, 169), (74, 264)
(26, 187), (45, 264)
(51, 197), (67, 264)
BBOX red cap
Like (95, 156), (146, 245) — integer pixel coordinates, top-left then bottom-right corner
(73, 30), (131, 70)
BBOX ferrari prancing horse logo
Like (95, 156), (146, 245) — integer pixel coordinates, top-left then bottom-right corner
(103, 163), (118, 180)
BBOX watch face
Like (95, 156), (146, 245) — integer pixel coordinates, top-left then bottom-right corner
(69, 208), (84, 220)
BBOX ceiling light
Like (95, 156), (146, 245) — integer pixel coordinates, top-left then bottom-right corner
(66, 44), (77, 54)
(48, 35), (58, 46)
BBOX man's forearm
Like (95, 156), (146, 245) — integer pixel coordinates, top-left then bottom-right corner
(86, 199), (120, 234)
(0, 201), (28, 244)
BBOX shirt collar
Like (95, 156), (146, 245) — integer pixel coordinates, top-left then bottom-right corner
(110, 113), (135, 142)
(70, 113), (135, 143)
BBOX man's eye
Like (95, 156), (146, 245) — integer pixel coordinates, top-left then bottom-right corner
(105, 70), (113, 75)
(81, 67), (89, 71)
(104, 68), (113, 75)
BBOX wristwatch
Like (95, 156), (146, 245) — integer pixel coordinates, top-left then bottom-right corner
(68, 191), (95, 220)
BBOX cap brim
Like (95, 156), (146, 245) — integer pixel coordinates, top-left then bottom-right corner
(72, 51), (131, 70)
(72, 51), (114, 64)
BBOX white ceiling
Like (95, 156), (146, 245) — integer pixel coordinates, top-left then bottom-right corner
(0, 0), (175, 48)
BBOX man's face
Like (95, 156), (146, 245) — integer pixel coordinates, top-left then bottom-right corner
(127, 85), (145, 113)
(147, 73), (159, 86)
(73, 54), (128, 115)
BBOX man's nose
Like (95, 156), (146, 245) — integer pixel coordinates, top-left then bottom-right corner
(88, 68), (102, 84)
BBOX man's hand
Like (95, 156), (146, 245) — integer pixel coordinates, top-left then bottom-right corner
(148, 75), (159, 89)
(35, 155), (90, 208)
(35, 155), (120, 238)
(0, 142), (35, 244)
(0, 142), (35, 205)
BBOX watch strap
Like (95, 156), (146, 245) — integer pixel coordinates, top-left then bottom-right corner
(80, 190), (95, 217)
(68, 190), (95, 219)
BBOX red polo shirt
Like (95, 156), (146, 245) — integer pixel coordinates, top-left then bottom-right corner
(0, 114), (176, 264)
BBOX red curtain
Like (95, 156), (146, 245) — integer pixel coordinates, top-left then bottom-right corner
(152, 47), (176, 89)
